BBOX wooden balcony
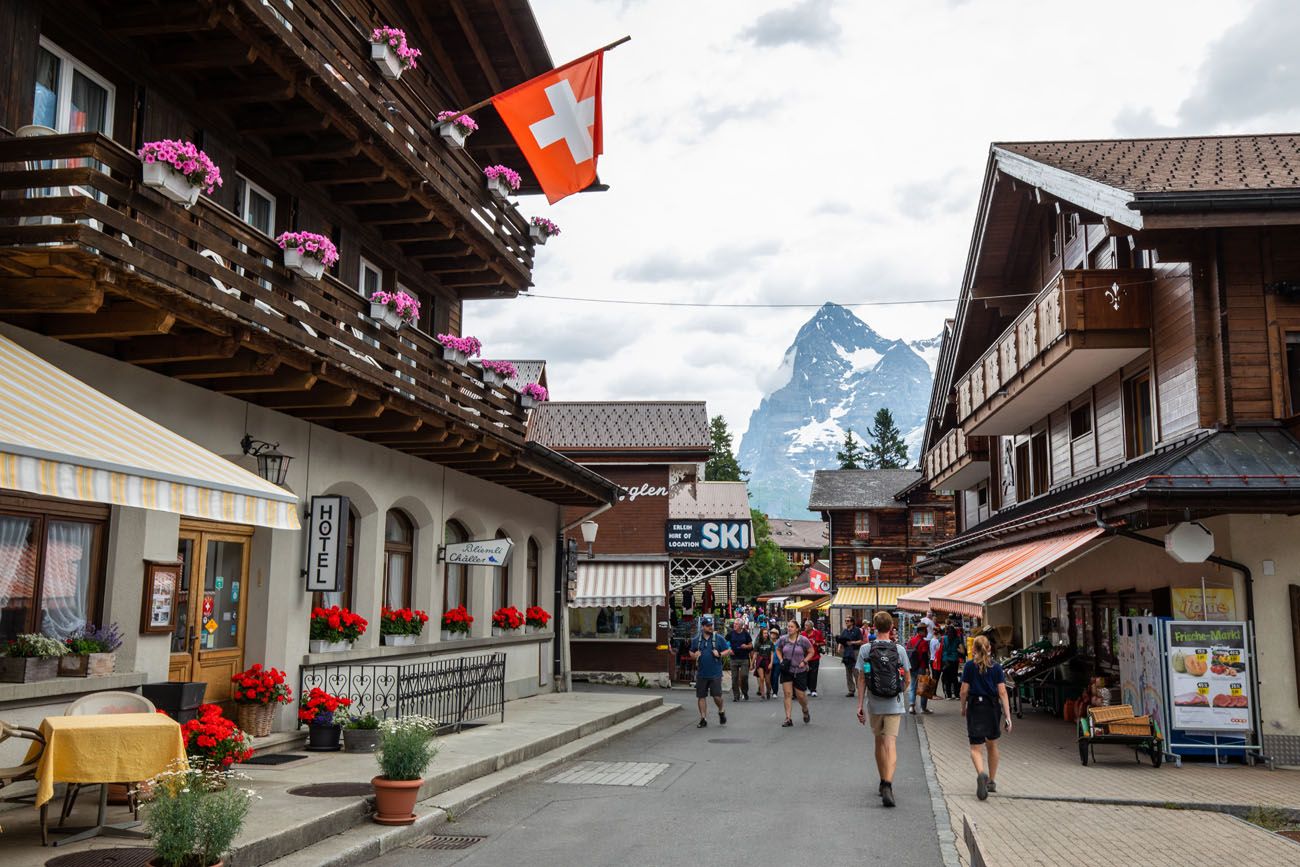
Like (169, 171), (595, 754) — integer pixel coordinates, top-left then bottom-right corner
(923, 428), (989, 491)
(954, 269), (1152, 436)
(0, 133), (608, 505)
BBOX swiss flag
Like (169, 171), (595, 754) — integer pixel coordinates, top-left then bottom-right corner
(492, 51), (604, 204)
(809, 567), (830, 594)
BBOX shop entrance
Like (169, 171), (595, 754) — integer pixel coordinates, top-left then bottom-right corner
(168, 521), (253, 703)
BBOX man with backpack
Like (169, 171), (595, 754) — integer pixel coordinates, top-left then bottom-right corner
(690, 614), (732, 728)
(856, 610), (911, 808)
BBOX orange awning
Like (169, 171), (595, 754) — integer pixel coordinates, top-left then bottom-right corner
(897, 528), (1105, 618)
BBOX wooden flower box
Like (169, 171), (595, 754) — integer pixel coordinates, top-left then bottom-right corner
(58, 651), (117, 677)
(0, 656), (60, 683)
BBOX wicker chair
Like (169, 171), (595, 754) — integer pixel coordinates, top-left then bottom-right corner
(59, 691), (157, 827)
(0, 720), (50, 845)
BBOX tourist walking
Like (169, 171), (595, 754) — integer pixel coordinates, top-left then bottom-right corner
(838, 616), (864, 697)
(726, 619), (753, 701)
(775, 620), (813, 726)
(689, 614), (732, 728)
(961, 635), (1012, 800)
(856, 610), (910, 808)
(802, 618), (824, 697)
(754, 626), (775, 699)
(941, 622), (965, 699)
(905, 623), (935, 714)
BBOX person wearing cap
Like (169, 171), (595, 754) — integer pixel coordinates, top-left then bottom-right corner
(690, 614), (732, 728)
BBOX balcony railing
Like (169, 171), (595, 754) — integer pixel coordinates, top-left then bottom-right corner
(923, 428), (990, 490)
(0, 133), (527, 444)
(954, 269), (1152, 435)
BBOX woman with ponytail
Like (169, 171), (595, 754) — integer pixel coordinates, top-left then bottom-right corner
(960, 635), (1011, 801)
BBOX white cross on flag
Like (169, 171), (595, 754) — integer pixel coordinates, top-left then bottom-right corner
(491, 49), (604, 204)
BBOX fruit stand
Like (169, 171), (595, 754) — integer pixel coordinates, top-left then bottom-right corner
(1001, 641), (1076, 717)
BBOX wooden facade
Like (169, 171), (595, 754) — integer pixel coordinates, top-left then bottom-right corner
(824, 482), (955, 589)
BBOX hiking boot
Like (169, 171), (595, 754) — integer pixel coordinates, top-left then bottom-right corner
(802, 708), (811, 724)
(987, 779), (997, 793)
(881, 783), (895, 807)
(697, 718), (708, 729)
(976, 772), (989, 801)
(719, 711), (727, 725)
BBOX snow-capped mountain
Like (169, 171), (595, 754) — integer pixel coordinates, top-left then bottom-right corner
(739, 303), (939, 520)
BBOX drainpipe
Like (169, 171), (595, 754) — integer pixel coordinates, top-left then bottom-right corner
(554, 502), (617, 690)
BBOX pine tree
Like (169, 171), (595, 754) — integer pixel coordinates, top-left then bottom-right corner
(737, 510), (796, 598)
(865, 407), (910, 469)
(836, 428), (865, 469)
(705, 415), (747, 482)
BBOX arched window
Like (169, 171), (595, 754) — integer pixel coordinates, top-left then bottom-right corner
(443, 520), (468, 613)
(383, 510), (413, 609)
(527, 538), (540, 608)
(493, 530), (510, 612)
(313, 506), (357, 611)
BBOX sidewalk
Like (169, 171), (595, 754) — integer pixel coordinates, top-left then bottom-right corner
(915, 698), (1300, 865)
(0, 691), (673, 867)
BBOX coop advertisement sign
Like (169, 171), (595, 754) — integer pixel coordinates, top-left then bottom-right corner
(1165, 621), (1251, 732)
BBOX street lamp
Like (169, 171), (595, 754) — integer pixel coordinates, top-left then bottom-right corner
(580, 520), (599, 559)
(240, 434), (292, 486)
(871, 556), (883, 610)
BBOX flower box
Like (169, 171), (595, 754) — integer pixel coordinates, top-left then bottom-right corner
(309, 639), (352, 654)
(369, 301), (404, 329)
(520, 394), (542, 409)
(142, 160), (201, 208)
(486, 175), (512, 198)
(442, 347), (467, 365)
(491, 626), (519, 637)
(526, 624), (544, 635)
(0, 656), (59, 683)
(370, 40), (404, 79)
(382, 634), (417, 647)
(439, 122), (468, 148)
(284, 246), (326, 280)
(479, 365), (505, 387)
(528, 218), (560, 246)
(519, 383), (549, 410)
(370, 27), (420, 81)
(439, 630), (468, 642)
(343, 728), (381, 753)
(57, 651), (116, 678)
(529, 223), (550, 245)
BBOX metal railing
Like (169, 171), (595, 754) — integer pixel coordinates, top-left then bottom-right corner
(299, 652), (506, 733)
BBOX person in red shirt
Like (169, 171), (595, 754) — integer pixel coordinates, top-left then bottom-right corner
(801, 618), (825, 697)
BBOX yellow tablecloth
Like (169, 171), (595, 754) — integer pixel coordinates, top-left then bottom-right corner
(23, 712), (188, 808)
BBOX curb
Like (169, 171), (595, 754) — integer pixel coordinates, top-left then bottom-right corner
(993, 791), (1300, 823)
(914, 716), (962, 867)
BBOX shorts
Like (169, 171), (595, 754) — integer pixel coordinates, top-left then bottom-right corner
(755, 656), (771, 671)
(869, 712), (902, 738)
(781, 670), (809, 692)
(695, 676), (722, 698)
(967, 696), (1001, 745)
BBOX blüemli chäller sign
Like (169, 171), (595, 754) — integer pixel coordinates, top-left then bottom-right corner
(305, 495), (350, 592)
(442, 538), (514, 567)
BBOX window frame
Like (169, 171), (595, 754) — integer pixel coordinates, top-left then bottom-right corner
(359, 256), (382, 299)
(312, 506), (356, 611)
(1030, 431), (1049, 496)
(34, 36), (116, 136)
(1014, 441), (1031, 502)
(383, 509), (414, 610)
(443, 520), (469, 615)
(911, 510), (936, 530)
(853, 511), (871, 537)
(527, 538), (540, 609)
(1284, 332), (1300, 416)
(568, 605), (656, 642)
(854, 553), (872, 580)
(1123, 371), (1154, 458)
(237, 174), (276, 237)
(1070, 403), (1093, 440)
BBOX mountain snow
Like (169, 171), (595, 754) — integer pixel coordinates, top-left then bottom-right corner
(739, 303), (940, 520)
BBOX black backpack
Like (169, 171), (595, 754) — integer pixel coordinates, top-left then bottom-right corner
(866, 641), (904, 698)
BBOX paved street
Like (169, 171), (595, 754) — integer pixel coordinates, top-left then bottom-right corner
(362, 685), (944, 866)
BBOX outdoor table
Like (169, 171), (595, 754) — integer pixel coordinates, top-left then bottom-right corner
(24, 711), (187, 846)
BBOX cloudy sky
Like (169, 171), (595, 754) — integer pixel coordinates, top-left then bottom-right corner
(468, 0), (1299, 438)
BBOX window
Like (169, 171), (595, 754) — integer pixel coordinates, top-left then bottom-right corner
(527, 538), (540, 608)
(1070, 403), (1092, 439)
(1048, 215), (1061, 261)
(911, 511), (936, 530)
(33, 39), (114, 135)
(1123, 373), (1154, 458)
(1065, 212), (1080, 243)
(313, 507), (356, 611)
(1031, 431), (1049, 496)
(443, 520), (469, 614)
(493, 530), (510, 612)
(855, 554), (873, 579)
(383, 510), (413, 609)
(0, 500), (106, 642)
(853, 511), (871, 536)
(569, 606), (654, 640)
(237, 175), (276, 288)
(976, 485), (988, 508)
(1014, 441), (1031, 502)
(1286, 333), (1300, 415)
(359, 257), (381, 298)
(417, 294), (436, 335)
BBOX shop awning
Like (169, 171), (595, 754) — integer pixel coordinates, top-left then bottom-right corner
(765, 596), (789, 605)
(831, 585), (913, 609)
(814, 598), (832, 611)
(0, 334), (299, 530)
(571, 562), (665, 607)
(898, 527), (1105, 617)
(786, 599), (815, 611)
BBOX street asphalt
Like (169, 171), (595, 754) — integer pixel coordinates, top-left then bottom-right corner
(362, 682), (943, 866)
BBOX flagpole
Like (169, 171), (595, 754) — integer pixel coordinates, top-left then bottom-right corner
(445, 35), (631, 117)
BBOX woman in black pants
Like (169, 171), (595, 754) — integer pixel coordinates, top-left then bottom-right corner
(941, 622), (964, 698)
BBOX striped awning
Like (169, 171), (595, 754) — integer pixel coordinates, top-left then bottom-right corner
(830, 585), (913, 609)
(0, 334), (300, 530)
(814, 597), (832, 611)
(571, 562), (665, 607)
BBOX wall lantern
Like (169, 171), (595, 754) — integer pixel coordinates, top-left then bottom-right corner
(580, 520), (599, 558)
(871, 556), (883, 574)
(241, 434), (293, 487)
(1164, 521), (1214, 564)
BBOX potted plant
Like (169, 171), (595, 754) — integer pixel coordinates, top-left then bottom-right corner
(528, 216), (561, 245)
(138, 139), (222, 208)
(491, 606), (524, 637)
(230, 664), (293, 738)
(143, 764), (253, 867)
(343, 713), (382, 753)
(477, 359), (517, 388)
(519, 382), (549, 409)
(276, 231), (338, 280)
(380, 607), (428, 646)
(372, 716), (439, 826)
(181, 704), (254, 772)
(483, 164), (522, 198)
(368, 289), (420, 330)
(435, 111), (478, 148)
(299, 687), (352, 751)
(435, 333), (482, 365)
(0, 633), (67, 682)
(308, 605), (367, 653)
(440, 606), (472, 641)
(369, 26), (421, 80)
(525, 606), (552, 635)
(58, 622), (122, 677)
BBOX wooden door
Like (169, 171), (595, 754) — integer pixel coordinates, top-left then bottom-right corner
(168, 521), (252, 703)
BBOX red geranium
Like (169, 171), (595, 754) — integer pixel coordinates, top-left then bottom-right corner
(298, 687), (352, 726)
(525, 606), (551, 628)
(380, 606), (429, 637)
(230, 663), (293, 706)
(181, 704), (253, 769)
(491, 606), (524, 630)
(442, 605), (473, 635)
(309, 605), (367, 643)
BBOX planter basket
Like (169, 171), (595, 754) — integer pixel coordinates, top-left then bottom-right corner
(368, 301), (405, 330)
(441, 347), (468, 365)
(284, 246), (327, 280)
(382, 634), (417, 647)
(343, 728), (381, 753)
(142, 161), (201, 208)
(236, 702), (276, 738)
(529, 224), (551, 245)
(309, 639), (353, 654)
(438, 121), (468, 149)
(370, 41), (404, 79)
(485, 175), (513, 198)
(0, 656), (59, 683)
(57, 652), (116, 677)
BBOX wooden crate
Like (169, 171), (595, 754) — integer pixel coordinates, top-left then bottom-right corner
(1088, 704), (1135, 724)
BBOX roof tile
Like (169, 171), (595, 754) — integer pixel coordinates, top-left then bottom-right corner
(807, 469), (922, 510)
(528, 401), (710, 451)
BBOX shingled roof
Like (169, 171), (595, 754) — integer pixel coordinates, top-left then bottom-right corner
(768, 518), (828, 551)
(807, 469), (922, 511)
(527, 401), (710, 451)
(503, 360), (546, 392)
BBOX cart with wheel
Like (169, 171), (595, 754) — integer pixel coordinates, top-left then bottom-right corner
(1076, 704), (1164, 767)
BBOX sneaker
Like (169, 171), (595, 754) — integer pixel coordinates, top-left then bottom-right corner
(881, 783), (895, 808)
(987, 780), (997, 793)
(782, 719), (793, 727)
(922, 708), (934, 714)
(809, 691), (818, 697)
(976, 772), (989, 801)
(908, 707), (916, 715)
(719, 711), (727, 725)
(802, 708), (811, 724)
(743, 695), (749, 701)
(697, 718), (708, 729)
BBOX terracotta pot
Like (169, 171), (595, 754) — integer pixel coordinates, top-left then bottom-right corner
(371, 776), (422, 825)
(236, 702), (275, 738)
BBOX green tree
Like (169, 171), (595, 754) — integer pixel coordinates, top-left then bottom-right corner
(705, 415), (747, 482)
(836, 428), (866, 469)
(865, 407), (910, 469)
(737, 510), (796, 598)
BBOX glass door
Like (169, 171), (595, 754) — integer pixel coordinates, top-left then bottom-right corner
(168, 522), (252, 703)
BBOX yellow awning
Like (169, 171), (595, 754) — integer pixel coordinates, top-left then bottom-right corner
(785, 599), (815, 611)
(0, 333), (300, 530)
(814, 597), (832, 611)
(831, 585), (911, 609)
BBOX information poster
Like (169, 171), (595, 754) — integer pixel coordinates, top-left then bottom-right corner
(1165, 620), (1251, 732)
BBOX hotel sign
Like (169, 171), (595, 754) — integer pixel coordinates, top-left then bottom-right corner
(304, 495), (350, 593)
(442, 538), (513, 567)
(666, 520), (752, 554)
